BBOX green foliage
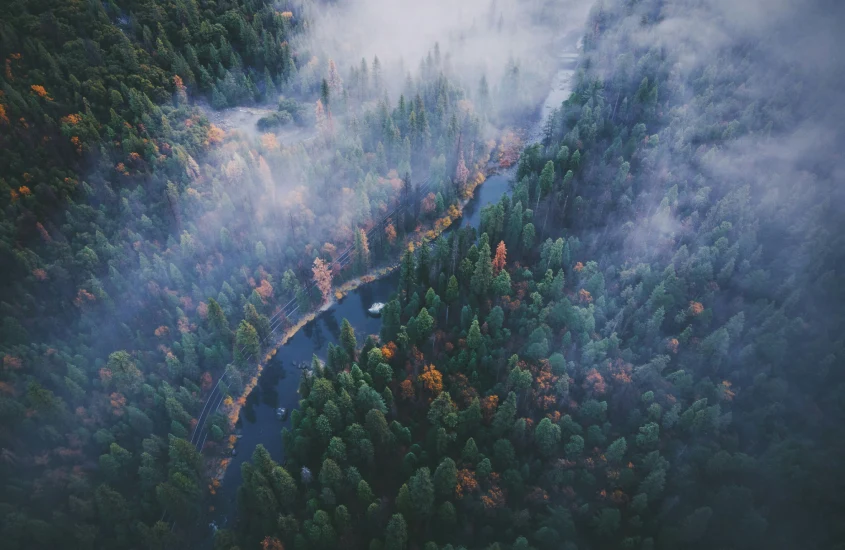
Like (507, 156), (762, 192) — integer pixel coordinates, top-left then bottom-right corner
(466, 319), (482, 350)
(5, 0), (839, 548)
(534, 418), (561, 457)
(385, 513), (408, 550)
(433, 457), (458, 498)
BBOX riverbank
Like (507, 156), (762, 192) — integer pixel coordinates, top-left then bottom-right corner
(206, 163), (497, 486)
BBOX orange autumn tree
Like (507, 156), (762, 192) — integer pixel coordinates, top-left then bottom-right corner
(109, 392), (127, 416)
(497, 130), (522, 168)
(400, 379), (415, 400)
(385, 223), (397, 244)
(455, 468), (478, 498)
(481, 395), (499, 422)
(261, 536), (284, 550)
(312, 258), (333, 304)
(173, 75), (187, 104)
(381, 342), (397, 361)
(30, 85), (51, 99)
(578, 289), (592, 303)
(418, 365), (443, 395)
(584, 368), (607, 396)
(205, 124), (225, 146)
(455, 150), (469, 190)
(493, 241), (507, 274)
(261, 132), (279, 150)
(255, 279), (274, 301)
(3, 355), (22, 370)
(482, 485), (506, 509)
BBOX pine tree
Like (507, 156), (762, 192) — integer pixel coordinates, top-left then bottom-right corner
(605, 437), (628, 464)
(340, 318), (357, 361)
(461, 437), (479, 463)
(492, 392), (517, 437)
(522, 223), (536, 251)
(445, 275), (459, 323)
(467, 319), (482, 350)
(534, 417), (562, 457)
(385, 513), (408, 550)
(417, 242), (431, 288)
(415, 308), (434, 345)
(372, 55), (382, 93)
(235, 320), (260, 366)
(380, 300), (401, 343)
(357, 479), (375, 504)
(433, 457), (457, 497)
(399, 247), (416, 304)
(207, 297), (230, 336)
(471, 241), (493, 297)
(408, 467), (435, 521)
(538, 160), (555, 210)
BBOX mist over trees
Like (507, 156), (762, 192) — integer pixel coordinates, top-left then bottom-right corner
(1, 0), (843, 549)
(0, 0), (581, 547)
(230, 0), (845, 549)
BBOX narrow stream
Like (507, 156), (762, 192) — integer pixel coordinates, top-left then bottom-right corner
(204, 35), (580, 537)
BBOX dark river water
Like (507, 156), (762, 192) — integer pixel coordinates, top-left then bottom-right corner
(204, 36), (579, 538)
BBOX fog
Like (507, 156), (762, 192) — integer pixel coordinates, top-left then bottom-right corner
(293, 0), (590, 114)
(190, 0), (595, 275)
(548, 2), (845, 546)
(77, 0), (597, 363)
(5, 0), (845, 546)
(566, 0), (845, 257)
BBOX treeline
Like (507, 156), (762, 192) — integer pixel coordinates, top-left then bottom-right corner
(226, 0), (845, 549)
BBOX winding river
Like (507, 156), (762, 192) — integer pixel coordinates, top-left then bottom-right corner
(204, 35), (580, 537)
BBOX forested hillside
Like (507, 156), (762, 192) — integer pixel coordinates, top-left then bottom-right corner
(0, 1), (306, 546)
(0, 0), (571, 548)
(224, 1), (845, 550)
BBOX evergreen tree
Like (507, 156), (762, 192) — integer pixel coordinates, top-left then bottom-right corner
(340, 318), (357, 362)
(433, 457), (457, 498)
(208, 297), (231, 336)
(492, 392), (517, 437)
(385, 513), (408, 550)
(408, 468), (435, 521)
(538, 160), (555, 210)
(235, 320), (260, 365)
(399, 248), (417, 304)
(466, 319), (482, 350)
(471, 240), (494, 297)
(534, 417), (561, 457)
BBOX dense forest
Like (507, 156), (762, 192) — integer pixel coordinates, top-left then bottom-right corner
(2, 0), (844, 549)
(0, 0), (568, 547)
(226, 1), (845, 550)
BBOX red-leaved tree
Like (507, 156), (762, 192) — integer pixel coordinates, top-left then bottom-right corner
(493, 241), (507, 274)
